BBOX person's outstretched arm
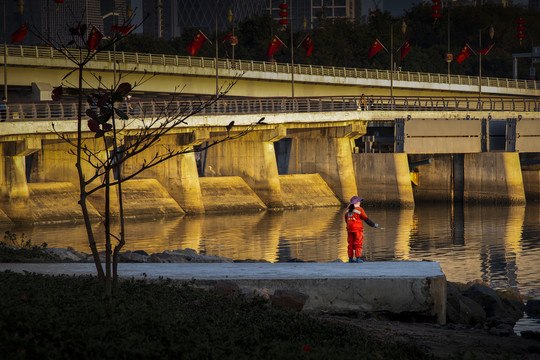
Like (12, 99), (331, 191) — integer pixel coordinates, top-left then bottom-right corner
(364, 218), (378, 228)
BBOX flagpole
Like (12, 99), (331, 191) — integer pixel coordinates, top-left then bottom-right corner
(215, 1), (219, 96)
(3, 0), (7, 100)
(478, 28), (482, 97)
(390, 23), (393, 99)
(290, 0), (294, 98)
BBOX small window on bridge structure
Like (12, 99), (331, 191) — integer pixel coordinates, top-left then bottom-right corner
(109, 146), (125, 181)
(25, 154), (35, 183)
(194, 142), (208, 177)
(274, 138), (292, 175)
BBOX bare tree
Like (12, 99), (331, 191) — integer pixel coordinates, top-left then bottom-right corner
(31, 8), (262, 297)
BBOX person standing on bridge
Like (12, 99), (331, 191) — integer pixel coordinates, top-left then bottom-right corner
(123, 95), (133, 115)
(0, 97), (7, 122)
(345, 196), (378, 263)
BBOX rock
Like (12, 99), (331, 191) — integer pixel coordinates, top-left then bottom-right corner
(271, 289), (309, 312)
(496, 289), (525, 320)
(118, 251), (149, 263)
(133, 250), (149, 256)
(66, 247), (87, 260)
(446, 289), (486, 326)
(448, 281), (469, 293)
(463, 283), (523, 323)
(520, 331), (540, 341)
(234, 259), (271, 263)
(171, 248), (197, 256)
(525, 300), (540, 318)
(147, 254), (164, 263)
(488, 323), (514, 336)
(44, 248), (81, 262)
(462, 284), (504, 318)
(247, 288), (272, 301)
(214, 281), (240, 297)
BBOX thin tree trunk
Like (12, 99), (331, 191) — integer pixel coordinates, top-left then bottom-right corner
(77, 62), (104, 282)
(104, 166), (112, 298)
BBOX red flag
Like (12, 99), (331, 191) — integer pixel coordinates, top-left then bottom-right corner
(219, 32), (238, 45)
(456, 44), (474, 64)
(11, 23), (28, 43)
(86, 26), (103, 51)
(399, 40), (411, 59)
(187, 30), (208, 56)
(301, 35), (314, 57)
(479, 43), (494, 55)
(266, 35), (284, 59)
(367, 39), (385, 59)
(110, 25), (134, 35)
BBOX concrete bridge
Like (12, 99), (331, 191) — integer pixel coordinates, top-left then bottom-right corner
(1, 95), (539, 226)
(2, 45), (540, 100)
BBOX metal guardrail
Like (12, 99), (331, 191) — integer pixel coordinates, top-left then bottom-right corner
(1, 44), (540, 91)
(1, 96), (539, 123)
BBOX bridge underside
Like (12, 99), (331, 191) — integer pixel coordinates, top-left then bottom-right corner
(2, 108), (540, 225)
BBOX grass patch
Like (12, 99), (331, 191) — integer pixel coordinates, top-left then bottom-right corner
(0, 271), (432, 359)
(0, 231), (60, 263)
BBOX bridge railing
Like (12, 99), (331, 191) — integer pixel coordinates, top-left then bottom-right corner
(1, 96), (538, 123)
(2, 44), (539, 92)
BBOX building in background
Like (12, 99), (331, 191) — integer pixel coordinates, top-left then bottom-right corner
(140, 0), (362, 40)
(268, 0), (362, 30)
(2, 0), (129, 46)
(142, 0), (267, 40)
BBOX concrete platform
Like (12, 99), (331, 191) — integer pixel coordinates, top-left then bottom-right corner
(0, 261), (447, 324)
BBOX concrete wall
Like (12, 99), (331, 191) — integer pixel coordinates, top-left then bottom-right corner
(199, 176), (267, 213)
(410, 153), (526, 205)
(286, 124), (366, 204)
(464, 153), (526, 205)
(204, 131), (284, 209)
(352, 153), (414, 208)
(279, 174), (341, 209)
(521, 170), (540, 201)
(1, 182), (101, 225)
(409, 154), (453, 203)
(121, 134), (206, 214)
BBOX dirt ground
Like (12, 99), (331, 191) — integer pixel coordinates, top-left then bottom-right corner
(318, 315), (540, 359)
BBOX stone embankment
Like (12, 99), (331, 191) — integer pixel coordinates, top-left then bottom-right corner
(34, 247), (539, 340)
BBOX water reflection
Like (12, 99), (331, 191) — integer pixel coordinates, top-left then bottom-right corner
(2, 203), (539, 300)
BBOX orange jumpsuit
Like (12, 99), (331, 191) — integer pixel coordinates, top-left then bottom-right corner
(344, 206), (369, 258)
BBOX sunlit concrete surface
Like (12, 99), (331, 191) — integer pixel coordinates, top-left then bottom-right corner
(0, 261), (446, 324)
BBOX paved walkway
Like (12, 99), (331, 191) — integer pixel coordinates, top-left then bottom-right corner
(0, 261), (444, 280)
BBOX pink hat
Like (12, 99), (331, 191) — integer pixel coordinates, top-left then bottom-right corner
(350, 196), (363, 204)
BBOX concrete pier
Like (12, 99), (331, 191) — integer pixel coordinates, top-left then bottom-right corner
(0, 261), (447, 325)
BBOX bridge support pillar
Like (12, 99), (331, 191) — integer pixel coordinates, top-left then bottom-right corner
(410, 153), (526, 205)
(287, 123), (366, 204)
(0, 142), (30, 222)
(122, 131), (208, 214)
(352, 153), (414, 208)
(31, 82), (53, 101)
(204, 126), (286, 209)
(464, 153), (526, 204)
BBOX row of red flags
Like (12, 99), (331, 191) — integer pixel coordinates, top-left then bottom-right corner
(10, 22), (134, 50)
(188, 29), (493, 63)
(187, 30), (314, 58)
(10, 22), (494, 64)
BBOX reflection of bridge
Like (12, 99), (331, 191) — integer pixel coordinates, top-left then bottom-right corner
(2, 45), (540, 99)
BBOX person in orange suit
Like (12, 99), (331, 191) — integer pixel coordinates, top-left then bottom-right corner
(345, 196), (378, 263)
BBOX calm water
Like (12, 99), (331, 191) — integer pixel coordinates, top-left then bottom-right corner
(4, 203), (540, 332)
(4, 203), (540, 300)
